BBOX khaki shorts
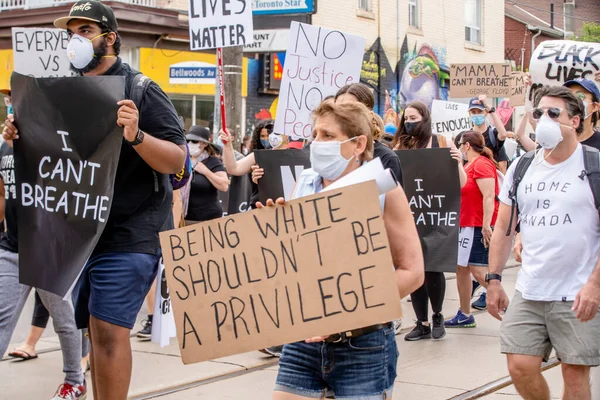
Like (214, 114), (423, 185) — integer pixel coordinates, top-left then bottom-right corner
(501, 291), (600, 366)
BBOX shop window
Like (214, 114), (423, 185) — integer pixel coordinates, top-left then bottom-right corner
(171, 96), (194, 132)
(465, 0), (482, 44)
(195, 99), (213, 130)
(409, 0), (420, 29)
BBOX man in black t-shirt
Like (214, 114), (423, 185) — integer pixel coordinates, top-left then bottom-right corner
(3, 2), (186, 398)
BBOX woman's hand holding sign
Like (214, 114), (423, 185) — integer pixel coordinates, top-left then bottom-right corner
(117, 100), (140, 142)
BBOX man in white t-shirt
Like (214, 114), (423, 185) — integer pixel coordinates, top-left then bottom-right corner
(487, 85), (600, 400)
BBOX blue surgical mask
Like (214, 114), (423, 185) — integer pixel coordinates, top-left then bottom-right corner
(384, 123), (397, 135)
(6, 105), (12, 115)
(260, 139), (272, 149)
(471, 115), (486, 126)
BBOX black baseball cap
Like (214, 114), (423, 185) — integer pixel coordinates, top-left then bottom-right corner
(54, 1), (118, 32)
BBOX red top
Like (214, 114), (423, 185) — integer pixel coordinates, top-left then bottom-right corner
(460, 156), (499, 227)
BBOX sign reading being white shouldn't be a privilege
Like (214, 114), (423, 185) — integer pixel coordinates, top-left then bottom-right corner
(188, 0), (254, 50)
(274, 22), (365, 140)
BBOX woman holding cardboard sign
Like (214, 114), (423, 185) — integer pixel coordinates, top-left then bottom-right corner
(258, 101), (424, 400)
(391, 101), (467, 342)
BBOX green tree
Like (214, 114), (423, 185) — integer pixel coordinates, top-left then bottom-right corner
(578, 22), (600, 42)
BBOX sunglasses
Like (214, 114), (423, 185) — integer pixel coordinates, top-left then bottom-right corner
(532, 107), (563, 120)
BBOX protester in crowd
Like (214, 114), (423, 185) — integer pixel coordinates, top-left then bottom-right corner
(0, 137), (87, 398)
(6, 2), (186, 398)
(469, 95), (512, 173)
(445, 131), (498, 329)
(488, 85), (600, 400)
(221, 119), (284, 210)
(241, 135), (251, 156)
(263, 101), (424, 400)
(335, 83), (404, 187)
(184, 126), (229, 224)
(391, 101), (466, 341)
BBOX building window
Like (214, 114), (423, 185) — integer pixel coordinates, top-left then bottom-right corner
(465, 0), (482, 44)
(358, 0), (369, 12)
(409, 0), (420, 29)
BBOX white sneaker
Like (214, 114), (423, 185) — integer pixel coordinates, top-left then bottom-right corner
(393, 319), (403, 335)
(51, 382), (87, 400)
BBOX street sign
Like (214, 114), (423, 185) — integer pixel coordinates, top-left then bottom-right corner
(252, 0), (315, 15)
(243, 29), (289, 53)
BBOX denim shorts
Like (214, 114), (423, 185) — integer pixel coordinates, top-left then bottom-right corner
(274, 324), (398, 399)
(457, 227), (489, 267)
(73, 252), (159, 330)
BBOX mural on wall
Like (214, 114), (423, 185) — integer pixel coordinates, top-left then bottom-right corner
(360, 36), (450, 118)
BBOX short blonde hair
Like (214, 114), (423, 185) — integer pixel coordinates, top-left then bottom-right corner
(312, 101), (374, 161)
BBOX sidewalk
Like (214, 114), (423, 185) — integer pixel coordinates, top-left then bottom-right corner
(0, 265), (564, 399)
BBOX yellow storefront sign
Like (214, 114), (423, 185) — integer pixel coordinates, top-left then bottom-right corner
(140, 48), (248, 97)
(0, 50), (14, 90)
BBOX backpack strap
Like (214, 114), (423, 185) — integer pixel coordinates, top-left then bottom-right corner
(505, 150), (536, 236)
(130, 73), (152, 117)
(488, 126), (497, 149)
(581, 145), (600, 219)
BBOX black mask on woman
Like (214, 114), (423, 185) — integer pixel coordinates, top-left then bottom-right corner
(404, 121), (420, 136)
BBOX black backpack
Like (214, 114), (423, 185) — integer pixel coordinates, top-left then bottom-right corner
(506, 145), (600, 236)
(130, 73), (192, 190)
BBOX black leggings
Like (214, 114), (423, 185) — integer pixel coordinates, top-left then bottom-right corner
(410, 271), (446, 322)
(31, 290), (50, 329)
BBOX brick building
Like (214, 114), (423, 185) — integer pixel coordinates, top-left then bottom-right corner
(504, 0), (600, 71)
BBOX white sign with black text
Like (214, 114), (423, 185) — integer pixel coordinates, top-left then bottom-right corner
(11, 27), (73, 78)
(430, 99), (470, 138)
(274, 22), (365, 140)
(188, 0), (254, 50)
(243, 29), (289, 53)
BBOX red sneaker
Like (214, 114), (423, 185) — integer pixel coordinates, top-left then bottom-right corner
(51, 381), (87, 399)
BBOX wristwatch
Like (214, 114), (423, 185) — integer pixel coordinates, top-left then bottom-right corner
(488, 107), (496, 114)
(126, 129), (145, 146)
(485, 273), (502, 283)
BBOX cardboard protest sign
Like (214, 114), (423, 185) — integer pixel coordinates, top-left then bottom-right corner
(274, 22), (366, 140)
(11, 27), (73, 78)
(529, 40), (600, 106)
(160, 181), (402, 364)
(509, 72), (527, 107)
(188, 0), (254, 50)
(394, 149), (460, 273)
(254, 149), (311, 202)
(430, 100), (470, 138)
(11, 72), (124, 296)
(218, 174), (253, 216)
(450, 63), (512, 98)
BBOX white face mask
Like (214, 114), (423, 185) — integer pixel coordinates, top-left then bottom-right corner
(188, 143), (201, 157)
(535, 114), (564, 149)
(310, 137), (357, 181)
(269, 132), (283, 149)
(66, 33), (106, 69)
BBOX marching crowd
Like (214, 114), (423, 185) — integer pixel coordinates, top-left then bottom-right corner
(1, 1), (600, 399)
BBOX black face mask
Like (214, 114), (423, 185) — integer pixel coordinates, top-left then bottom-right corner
(404, 121), (420, 136)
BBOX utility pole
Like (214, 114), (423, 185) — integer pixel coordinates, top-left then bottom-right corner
(222, 46), (244, 151)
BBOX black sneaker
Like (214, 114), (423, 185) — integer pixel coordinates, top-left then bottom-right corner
(404, 321), (431, 341)
(431, 313), (446, 340)
(136, 318), (152, 340)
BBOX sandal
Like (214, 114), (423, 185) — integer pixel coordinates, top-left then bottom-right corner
(8, 349), (38, 361)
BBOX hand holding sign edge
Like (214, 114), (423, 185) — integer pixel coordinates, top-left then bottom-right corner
(117, 99), (139, 142)
(255, 197), (285, 209)
(2, 114), (19, 143)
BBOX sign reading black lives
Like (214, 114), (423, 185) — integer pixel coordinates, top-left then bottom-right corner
(11, 72), (125, 296)
(254, 149), (311, 203)
(395, 149), (460, 273)
(160, 181), (402, 364)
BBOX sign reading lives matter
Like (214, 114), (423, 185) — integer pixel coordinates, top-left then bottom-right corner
(430, 100), (470, 138)
(395, 149), (460, 273)
(254, 149), (311, 202)
(11, 72), (124, 297)
(188, 0), (254, 50)
(450, 63), (512, 98)
(274, 22), (365, 140)
(12, 27), (73, 78)
(529, 40), (600, 105)
(160, 181), (402, 364)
